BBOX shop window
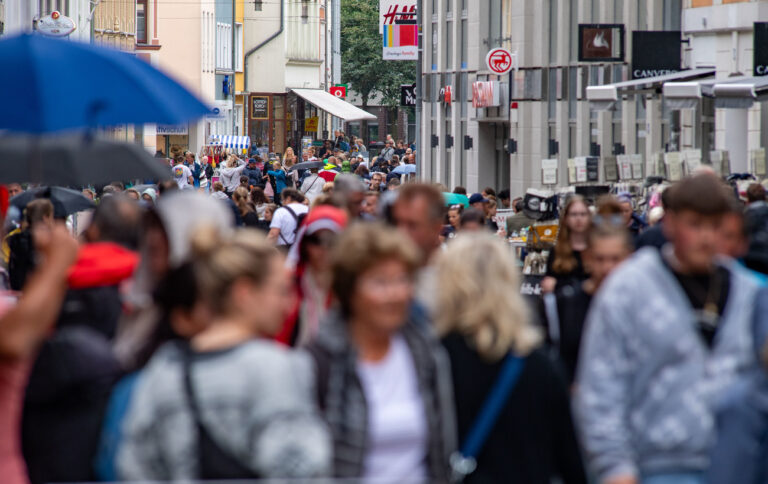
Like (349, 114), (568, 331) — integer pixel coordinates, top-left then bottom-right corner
(254, 0), (263, 11)
(368, 123), (379, 143)
(136, 0), (147, 44)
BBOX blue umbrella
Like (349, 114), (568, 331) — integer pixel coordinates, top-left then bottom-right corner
(0, 33), (210, 133)
(392, 164), (417, 175)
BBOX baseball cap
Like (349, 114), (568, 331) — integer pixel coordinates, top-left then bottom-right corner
(469, 193), (489, 204)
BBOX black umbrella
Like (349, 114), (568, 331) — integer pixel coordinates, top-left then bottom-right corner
(11, 187), (95, 217)
(0, 134), (170, 186)
(288, 161), (325, 172)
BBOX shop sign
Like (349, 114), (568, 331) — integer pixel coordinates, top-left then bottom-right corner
(631, 31), (680, 80)
(472, 81), (500, 108)
(250, 96), (269, 120)
(36, 11), (77, 37)
(485, 48), (514, 75)
(379, 0), (417, 33)
(156, 124), (188, 135)
(755, 23), (768, 76)
(578, 24), (625, 62)
(329, 86), (347, 98)
(304, 116), (319, 132)
(401, 83), (416, 106)
(383, 23), (418, 60)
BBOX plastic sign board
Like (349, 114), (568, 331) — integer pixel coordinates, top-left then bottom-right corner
(485, 48), (514, 75)
(578, 24), (625, 62)
(329, 86), (347, 98)
(401, 83), (416, 106)
(379, 0), (417, 34)
(632, 31), (681, 80)
(36, 11), (76, 37)
(755, 23), (768, 76)
(383, 23), (417, 60)
(304, 117), (319, 132)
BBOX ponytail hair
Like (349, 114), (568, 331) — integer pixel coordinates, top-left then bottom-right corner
(233, 187), (253, 217)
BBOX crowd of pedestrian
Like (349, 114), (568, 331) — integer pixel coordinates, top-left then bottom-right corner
(0, 138), (768, 484)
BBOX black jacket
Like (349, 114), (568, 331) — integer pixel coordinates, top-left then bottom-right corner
(442, 333), (587, 484)
(8, 229), (35, 291)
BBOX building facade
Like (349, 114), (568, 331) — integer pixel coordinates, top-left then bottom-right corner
(420, 0), (691, 194)
(245, 0), (342, 156)
(421, 0), (768, 195)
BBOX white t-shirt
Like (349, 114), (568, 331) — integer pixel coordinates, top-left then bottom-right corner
(357, 335), (428, 481)
(270, 203), (309, 246)
(172, 164), (192, 189)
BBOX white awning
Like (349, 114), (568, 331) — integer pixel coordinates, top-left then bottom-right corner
(587, 68), (715, 111)
(209, 135), (251, 150)
(663, 75), (768, 110)
(291, 88), (377, 121)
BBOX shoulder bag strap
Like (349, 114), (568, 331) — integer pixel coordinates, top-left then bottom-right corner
(450, 354), (525, 481)
(543, 292), (561, 350)
(302, 175), (320, 195)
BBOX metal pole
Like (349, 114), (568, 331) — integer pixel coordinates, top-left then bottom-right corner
(231, 0), (236, 137)
(415, 0), (423, 180)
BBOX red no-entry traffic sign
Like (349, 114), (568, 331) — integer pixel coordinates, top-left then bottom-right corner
(485, 48), (514, 75)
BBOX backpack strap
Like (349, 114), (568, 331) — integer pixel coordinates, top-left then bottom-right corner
(450, 353), (525, 481)
(277, 205), (299, 245)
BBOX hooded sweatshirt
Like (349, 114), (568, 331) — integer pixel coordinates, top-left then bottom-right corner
(575, 248), (762, 482)
(219, 161), (246, 193)
(115, 192), (234, 369)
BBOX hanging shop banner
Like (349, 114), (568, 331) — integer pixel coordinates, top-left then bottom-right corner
(472, 81), (500, 108)
(578, 24), (625, 62)
(379, 0), (417, 33)
(755, 23), (768, 76)
(439, 85), (452, 104)
(304, 117), (319, 132)
(329, 86), (347, 98)
(631, 31), (681, 79)
(401, 83), (417, 106)
(383, 23), (418, 60)
(485, 48), (514, 75)
(250, 96), (269, 120)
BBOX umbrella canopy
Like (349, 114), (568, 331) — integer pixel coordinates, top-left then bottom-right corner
(11, 187), (94, 217)
(0, 134), (171, 186)
(289, 161), (325, 172)
(0, 33), (210, 133)
(443, 192), (470, 208)
(392, 164), (417, 175)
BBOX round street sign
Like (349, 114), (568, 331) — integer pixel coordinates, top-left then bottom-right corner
(36, 11), (77, 37)
(485, 48), (513, 75)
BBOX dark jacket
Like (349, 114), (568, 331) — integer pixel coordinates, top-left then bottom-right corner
(242, 165), (264, 189)
(22, 243), (138, 484)
(635, 222), (667, 251)
(7, 229), (35, 291)
(303, 309), (457, 481)
(442, 333), (587, 484)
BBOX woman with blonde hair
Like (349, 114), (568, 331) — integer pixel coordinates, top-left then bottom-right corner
(282, 147), (295, 164)
(434, 233), (586, 484)
(118, 228), (330, 481)
(542, 195), (591, 293)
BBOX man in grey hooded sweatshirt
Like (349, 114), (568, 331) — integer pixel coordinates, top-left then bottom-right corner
(575, 174), (764, 484)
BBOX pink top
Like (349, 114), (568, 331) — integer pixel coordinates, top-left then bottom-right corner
(0, 360), (30, 484)
(0, 298), (30, 484)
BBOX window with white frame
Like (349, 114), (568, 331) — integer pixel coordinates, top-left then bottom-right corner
(235, 23), (243, 72)
(216, 22), (233, 71)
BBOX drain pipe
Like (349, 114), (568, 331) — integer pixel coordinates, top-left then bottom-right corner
(244, 0), (284, 98)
